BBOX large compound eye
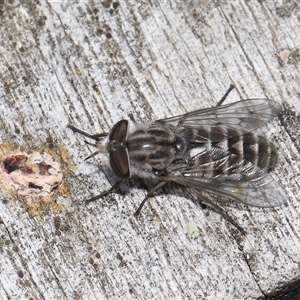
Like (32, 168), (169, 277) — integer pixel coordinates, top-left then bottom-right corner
(110, 148), (130, 179)
(109, 120), (128, 141)
(109, 120), (130, 179)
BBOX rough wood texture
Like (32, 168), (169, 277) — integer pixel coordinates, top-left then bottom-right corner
(0, 1), (299, 299)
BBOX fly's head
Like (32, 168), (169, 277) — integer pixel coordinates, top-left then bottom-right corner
(67, 120), (131, 180)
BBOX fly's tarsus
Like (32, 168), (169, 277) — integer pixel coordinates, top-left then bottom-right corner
(85, 180), (126, 204)
(133, 181), (168, 217)
(192, 190), (246, 234)
(216, 83), (236, 106)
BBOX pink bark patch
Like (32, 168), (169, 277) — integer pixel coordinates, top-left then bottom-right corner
(3, 155), (32, 174)
(0, 152), (63, 197)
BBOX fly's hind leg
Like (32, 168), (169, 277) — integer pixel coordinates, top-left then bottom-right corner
(134, 181), (168, 217)
(192, 189), (246, 234)
(216, 84), (236, 107)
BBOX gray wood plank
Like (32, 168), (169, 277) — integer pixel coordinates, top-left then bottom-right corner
(0, 1), (299, 299)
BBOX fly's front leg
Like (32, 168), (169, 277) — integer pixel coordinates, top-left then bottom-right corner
(86, 180), (127, 204)
(192, 189), (246, 234)
(134, 181), (168, 217)
(216, 84), (236, 107)
(68, 124), (107, 159)
(67, 124), (109, 140)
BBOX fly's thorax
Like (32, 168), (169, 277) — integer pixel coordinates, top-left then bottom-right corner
(127, 124), (187, 171)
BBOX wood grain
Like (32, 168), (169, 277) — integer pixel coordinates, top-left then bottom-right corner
(0, 1), (299, 299)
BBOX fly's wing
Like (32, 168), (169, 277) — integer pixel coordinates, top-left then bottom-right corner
(163, 172), (286, 207)
(155, 99), (282, 139)
(163, 150), (287, 207)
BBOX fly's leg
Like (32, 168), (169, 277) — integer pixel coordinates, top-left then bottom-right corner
(68, 125), (107, 158)
(67, 124), (109, 140)
(86, 180), (127, 204)
(134, 181), (168, 217)
(68, 124), (122, 204)
(192, 189), (246, 234)
(216, 84), (236, 107)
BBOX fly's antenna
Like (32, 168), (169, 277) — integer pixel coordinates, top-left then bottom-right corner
(84, 140), (106, 160)
(67, 123), (109, 159)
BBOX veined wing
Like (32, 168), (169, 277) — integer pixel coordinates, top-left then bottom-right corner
(161, 151), (286, 207)
(162, 166), (286, 208)
(155, 99), (282, 138)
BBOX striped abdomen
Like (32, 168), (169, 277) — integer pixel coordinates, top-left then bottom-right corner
(228, 132), (277, 171)
(181, 126), (277, 181)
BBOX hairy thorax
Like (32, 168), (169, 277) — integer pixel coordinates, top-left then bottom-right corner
(127, 124), (186, 171)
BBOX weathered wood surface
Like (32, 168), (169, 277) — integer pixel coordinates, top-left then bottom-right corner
(0, 1), (299, 299)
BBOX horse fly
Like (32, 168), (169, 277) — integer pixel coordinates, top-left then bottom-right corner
(67, 85), (286, 233)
